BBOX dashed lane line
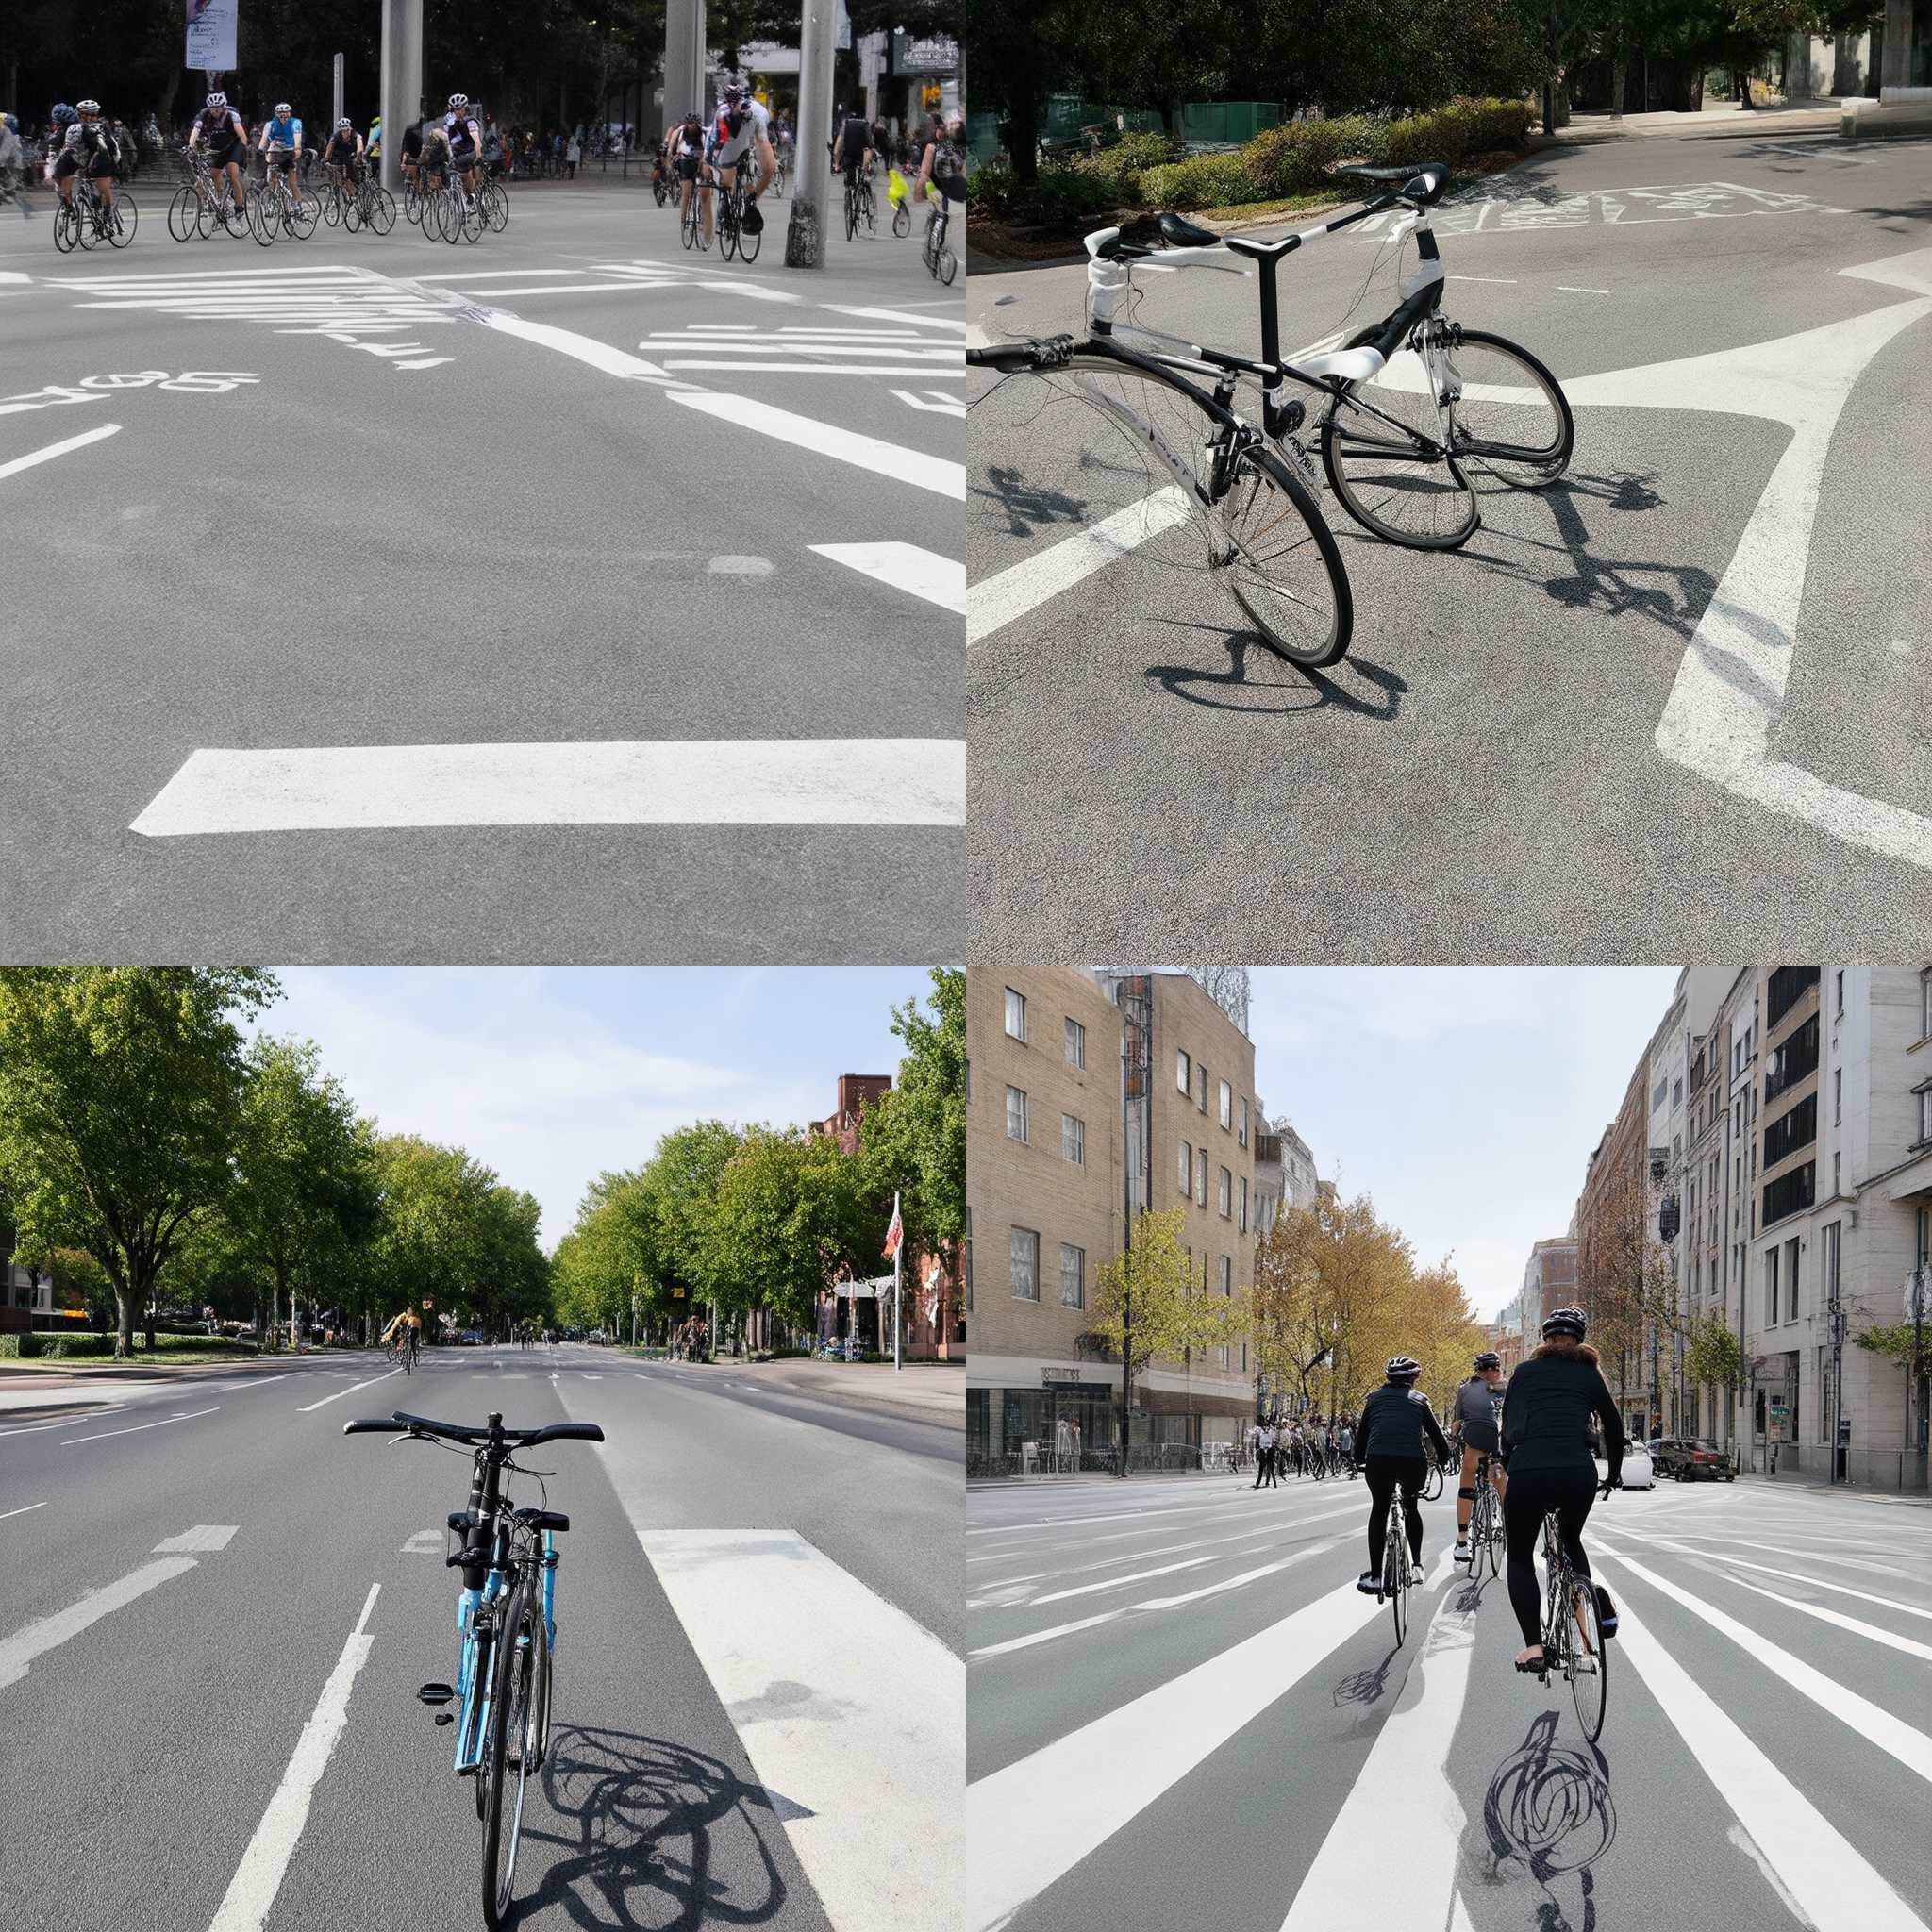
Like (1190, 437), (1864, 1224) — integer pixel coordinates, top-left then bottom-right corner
(296, 1367), (403, 1412)
(63, 1406), (220, 1444)
(0, 1503), (49, 1524)
(810, 541), (966, 614)
(0, 422), (122, 481)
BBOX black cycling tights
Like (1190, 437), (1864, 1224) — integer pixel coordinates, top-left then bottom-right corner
(1502, 1465), (1597, 1649)
(1363, 1455), (1425, 1575)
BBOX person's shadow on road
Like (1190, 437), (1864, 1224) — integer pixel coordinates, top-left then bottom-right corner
(522, 1722), (793, 1930)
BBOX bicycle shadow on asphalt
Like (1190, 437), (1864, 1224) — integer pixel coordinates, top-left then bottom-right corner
(1474, 1708), (1616, 1932)
(1144, 626), (1408, 721)
(523, 1722), (794, 1930)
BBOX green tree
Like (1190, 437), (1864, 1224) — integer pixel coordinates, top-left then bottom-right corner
(47, 1247), (117, 1335)
(1090, 1207), (1196, 1463)
(1685, 1307), (1745, 1389)
(0, 968), (277, 1356)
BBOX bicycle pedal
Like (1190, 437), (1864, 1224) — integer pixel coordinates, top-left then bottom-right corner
(416, 1681), (456, 1706)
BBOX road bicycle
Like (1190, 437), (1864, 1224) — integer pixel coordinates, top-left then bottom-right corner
(1462, 1450), (1503, 1578)
(718, 169), (762, 263)
(1374, 1477), (1415, 1644)
(168, 155), (243, 241)
(922, 187), (958, 285)
(1517, 1495), (1610, 1742)
(347, 170), (398, 235)
(345, 1407), (606, 1928)
(1422, 1451), (1448, 1502)
(843, 170), (875, 242)
(388, 1331), (421, 1374)
(679, 176), (708, 250)
(54, 175), (137, 253)
(249, 152), (316, 246)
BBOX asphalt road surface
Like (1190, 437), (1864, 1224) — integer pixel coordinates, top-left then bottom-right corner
(967, 134), (1932, 960)
(0, 175), (964, 962)
(0, 1343), (963, 1932)
(964, 1467), (1932, 1932)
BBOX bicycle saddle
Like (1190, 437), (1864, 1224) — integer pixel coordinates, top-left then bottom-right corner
(1157, 211), (1219, 250)
(1332, 161), (1450, 206)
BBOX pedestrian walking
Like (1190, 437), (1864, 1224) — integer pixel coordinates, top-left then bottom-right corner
(566, 129), (580, 177)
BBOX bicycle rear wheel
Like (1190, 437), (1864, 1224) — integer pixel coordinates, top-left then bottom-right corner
(738, 205), (762, 263)
(1386, 1510), (1408, 1644)
(1321, 354), (1478, 551)
(1030, 349), (1351, 670)
(370, 186), (397, 235)
(1565, 1575), (1607, 1741)
(480, 1575), (540, 1930)
(1442, 326), (1574, 489)
(1423, 1457), (1444, 1502)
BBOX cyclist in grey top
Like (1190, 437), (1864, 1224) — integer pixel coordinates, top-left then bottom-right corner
(1453, 1350), (1507, 1559)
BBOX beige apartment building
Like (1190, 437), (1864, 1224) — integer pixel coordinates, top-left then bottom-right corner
(967, 969), (1259, 1475)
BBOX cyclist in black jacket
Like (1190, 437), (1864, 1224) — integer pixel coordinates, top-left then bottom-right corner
(1354, 1357), (1453, 1594)
(1499, 1307), (1624, 1670)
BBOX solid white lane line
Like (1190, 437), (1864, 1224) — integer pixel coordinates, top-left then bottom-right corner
(667, 388), (965, 498)
(0, 423), (122, 481)
(1138, 1540), (1346, 1610)
(969, 1576), (1377, 1930)
(478, 312), (675, 381)
(1724, 1574), (1932, 1662)
(970, 1609), (1125, 1658)
(641, 1529), (961, 1932)
(0, 1557), (200, 1690)
(967, 489), (1193, 644)
(1281, 1552), (1472, 1932)
(296, 1369), (402, 1413)
(664, 360), (963, 375)
(0, 1503), (49, 1523)
(1606, 1578), (1927, 1932)
(1610, 1532), (1932, 1622)
(1601, 1552), (1932, 1783)
(63, 1406), (219, 1444)
(1029, 1555), (1219, 1606)
(131, 739), (967, 835)
(207, 1586), (379, 1932)
(809, 542), (966, 614)
(153, 1525), (240, 1554)
(825, 304), (969, 333)
(1557, 285), (1611, 293)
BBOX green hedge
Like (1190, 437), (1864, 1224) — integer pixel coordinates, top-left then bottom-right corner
(974, 97), (1533, 223)
(0, 1332), (262, 1359)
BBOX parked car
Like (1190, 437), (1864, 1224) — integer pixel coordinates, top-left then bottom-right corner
(1652, 1437), (1736, 1481)
(459, 1329), (483, 1346)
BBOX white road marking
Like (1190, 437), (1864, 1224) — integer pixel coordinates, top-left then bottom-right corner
(1614, 1533), (1932, 1620)
(477, 312), (675, 382)
(1603, 1572), (1927, 1932)
(0, 1503), (48, 1524)
(0, 1556), (201, 1690)
(1028, 1554), (1219, 1606)
(296, 1368), (401, 1412)
(827, 304), (969, 333)
(1280, 1553), (1469, 1932)
(1724, 1573), (1932, 1660)
(640, 1529), (961, 1932)
(1603, 1552), (1932, 1783)
(64, 1405), (219, 1444)
(1557, 285), (1611, 293)
(401, 1528), (443, 1554)
(809, 542), (966, 614)
(1449, 274), (1519, 283)
(0, 422), (122, 481)
(153, 1524), (240, 1554)
(668, 388), (965, 498)
(967, 488), (1192, 644)
(130, 738), (967, 834)
(969, 1575), (1376, 1930)
(207, 1584), (379, 1932)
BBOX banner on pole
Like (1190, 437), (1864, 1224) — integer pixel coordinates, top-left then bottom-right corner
(186, 0), (238, 73)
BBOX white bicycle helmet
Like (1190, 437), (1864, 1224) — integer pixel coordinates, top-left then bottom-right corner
(207, 92), (228, 109)
(447, 92), (469, 109)
(1385, 1355), (1423, 1379)
(77, 98), (101, 114)
(336, 117), (352, 131)
(274, 102), (291, 117)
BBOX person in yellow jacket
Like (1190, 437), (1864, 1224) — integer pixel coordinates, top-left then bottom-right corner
(381, 1307), (422, 1364)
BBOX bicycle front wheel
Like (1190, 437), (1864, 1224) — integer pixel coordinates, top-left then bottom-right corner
(1387, 1522), (1408, 1644)
(738, 208), (762, 264)
(168, 184), (199, 242)
(1566, 1577), (1607, 1741)
(480, 1577), (540, 1930)
(1322, 354), (1479, 551)
(108, 194), (138, 247)
(1442, 327), (1574, 490)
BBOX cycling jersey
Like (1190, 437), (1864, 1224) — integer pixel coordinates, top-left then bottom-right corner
(400, 122), (424, 158)
(1355, 1383), (1452, 1464)
(323, 133), (358, 166)
(1455, 1376), (1505, 1444)
(1500, 1352), (1624, 1477)
(263, 114), (301, 151)
(839, 117), (872, 170)
(196, 107), (245, 155)
(366, 119), (383, 157)
(445, 112), (479, 155)
(710, 97), (769, 167)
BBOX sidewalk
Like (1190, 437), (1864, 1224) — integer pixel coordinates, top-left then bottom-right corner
(666, 1355), (965, 1431)
(1535, 95), (1932, 145)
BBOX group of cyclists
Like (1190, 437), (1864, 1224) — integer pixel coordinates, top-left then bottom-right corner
(1255, 1307), (1625, 1675)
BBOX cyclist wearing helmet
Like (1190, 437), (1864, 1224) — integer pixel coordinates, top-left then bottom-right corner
(366, 112), (382, 172)
(50, 99), (120, 217)
(1452, 1350), (1508, 1559)
(1353, 1356), (1452, 1595)
(187, 92), (249, 214)
(322, 115), (363, 185)
(1499, 1308), (1624, 1673)
(912, 110), (966, 209)
(0, 112), (26, 219)
(831, 101), (874, 193)
(399, 109), (425, 190)
(443, 93), (483, 205)
(704, 75), (774, 249)
(258, 100), (303, 178)
(668, 109), (707, 233)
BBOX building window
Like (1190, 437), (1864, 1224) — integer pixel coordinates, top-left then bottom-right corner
(1918, 1205), (1929, 1272)
(1061, 1114), (1085, 1165)
(1764, 1015), (1819, 1104)
(1833, 1067), (1841, 1125)
(1058, 1243), (1085, 1309)
(1004, 987), (1026, 1042)
(1006, 1086), (1028, 1144)
(1218, 1168), (1232, 1218)
(1764, 1094), (1816, 1169)
(1921, 968), (1932, 1042)
(1766, 967), (1820, 1030)
(1672, 1077), (1682, 1111)
(1824, 1219), (1841, 1305)
(1833, 1151), (1840, 1194)
(1009, 1227), (1041, 1300)
(1785, 1237), (1801, 1321)
(1240, 1097), (1249, 1147)
(1064, 1017), (1085, 1069)
(1919, 1085), (1932, 1147)
(1834, 970), (1844, 1017)
(1219, 1080), (1232, 1130)
(1240, 1176), (1248, 1233)
(1763, 1162), (1814, 1228)
(1179, 1142), (1192, 1193)
(1766, 1246), (1780, 1326)
(963, 1207), (973, 1312)
(1176, 1049), (1191, 1094)
(1196, 1148), (1208, 1207)
(1219, 1254), (1232, 1294)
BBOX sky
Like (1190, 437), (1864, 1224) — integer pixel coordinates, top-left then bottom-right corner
(1248, 967), (1682, 1322)
(257, 969), (938, 1250)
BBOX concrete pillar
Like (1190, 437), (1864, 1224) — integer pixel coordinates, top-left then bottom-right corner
(1881, 0), (1915, 96)
(785, 0), (837, 267)
(379, 0), (422, 194)
(663, 0), (705, 133)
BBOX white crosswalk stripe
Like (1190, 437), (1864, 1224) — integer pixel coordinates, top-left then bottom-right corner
(966, 1475), (1932, 1932)
(641, 321), (965, 379)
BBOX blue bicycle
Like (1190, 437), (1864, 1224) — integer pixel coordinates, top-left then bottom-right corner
(347, 1407), (604, 1927)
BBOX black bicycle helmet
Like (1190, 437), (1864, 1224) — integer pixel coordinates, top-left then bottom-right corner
(1541, 1307), (1588, 1341)
(1473, 1350), (1501, 1371)
(1386, 1355), (1422, 1380)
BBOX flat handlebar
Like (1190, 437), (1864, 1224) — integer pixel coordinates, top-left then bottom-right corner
(342, 1410), (605, 1445)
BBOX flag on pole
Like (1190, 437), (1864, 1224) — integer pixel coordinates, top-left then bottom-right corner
(883, 1195), (904, 1257)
